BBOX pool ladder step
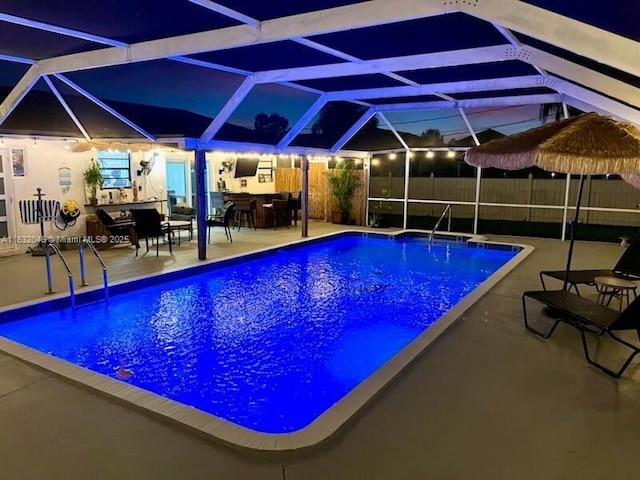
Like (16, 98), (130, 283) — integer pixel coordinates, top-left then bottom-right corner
(44, 240), (109, 310)
(79, 239), (109, 303)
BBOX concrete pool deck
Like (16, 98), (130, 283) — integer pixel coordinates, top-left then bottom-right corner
(2, 222), (640, 479)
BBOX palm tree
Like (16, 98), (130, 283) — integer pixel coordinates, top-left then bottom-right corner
(539, 103), (582, 123)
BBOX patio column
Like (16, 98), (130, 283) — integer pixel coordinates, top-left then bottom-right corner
(301, 155), (309, 238)
(194, 148), (207, 260)
(403, 150), (410, 229)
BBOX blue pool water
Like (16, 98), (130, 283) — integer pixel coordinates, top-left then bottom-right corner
(0, 234), (518, 433)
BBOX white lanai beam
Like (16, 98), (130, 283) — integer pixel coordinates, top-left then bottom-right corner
(377, 113), (410, 149)
(458, 108), (480, 147)
(254, 45), (640, 112)
(42, 76), (91, 140)
(199, 76), (256, 143)
(290, 38), (419, 87)
(255, 46), (510, 83)
(0, 65), (41, 126)
(458, 108), (482, 236)
(0, 13), (127, 47)
(170, 55), (252, 76)
(187, 0), (261, 27)
(461, 0), (640, 78)
(373, 93), (562, 112)
(37, 0), (457, 74)
(278, 95), (328, 148)
(548, 75), (640, 124)
(524, 46), (640, 110)
(53, 74), (156, 141)
(330, 107), (376, 152)
(0, 53), (34, 64)
(328, 75), (543, 101)
(491, 23), (547, 77)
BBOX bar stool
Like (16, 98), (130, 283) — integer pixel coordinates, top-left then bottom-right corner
(233, 198), (256, 231)
(262, 199), (290, 230)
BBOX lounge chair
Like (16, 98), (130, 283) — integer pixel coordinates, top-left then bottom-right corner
(539, 234), (640, 294)
(522, 289), (640, 378)
(95, 208), (135, 245)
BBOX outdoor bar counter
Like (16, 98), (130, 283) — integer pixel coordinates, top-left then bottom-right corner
(223, 192), (291, 229)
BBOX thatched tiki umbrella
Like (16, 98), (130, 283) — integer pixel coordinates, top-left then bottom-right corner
(465, 112), (640, 289)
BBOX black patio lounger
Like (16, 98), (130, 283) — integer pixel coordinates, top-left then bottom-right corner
(539, 234), (640, 295)
(522, 289), (640, 378)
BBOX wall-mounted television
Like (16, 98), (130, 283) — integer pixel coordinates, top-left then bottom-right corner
(234, 158), (260, 178)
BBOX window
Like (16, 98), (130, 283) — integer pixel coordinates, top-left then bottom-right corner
(98, 151), (131, 189)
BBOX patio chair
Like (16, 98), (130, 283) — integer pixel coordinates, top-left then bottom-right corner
(539, 233), (640, 294)
(207, 201), (235, 243)
(130, 208), (172, 256)
(522, 289), (640, 378)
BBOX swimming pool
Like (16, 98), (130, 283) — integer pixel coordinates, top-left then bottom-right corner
(0, 231), (531, 449)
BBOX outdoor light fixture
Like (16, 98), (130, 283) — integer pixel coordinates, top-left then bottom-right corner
(371, 159), (380, 166)
(426, 151), (435, 159)
(447, 150), (456, 158)
(389, 153), (397, 160)
(64, 139), (70, 150)
(32, 138), (38, 148)
(551, 172), (556, 178)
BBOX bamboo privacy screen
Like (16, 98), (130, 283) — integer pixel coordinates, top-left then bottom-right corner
(275, 164), (366, 225)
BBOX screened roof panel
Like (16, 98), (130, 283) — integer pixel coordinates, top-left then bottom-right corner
(363, 95), (442, 105)
(521, 1), (640, 42)
(65, 60), (246, 119)
(297, 74), (404, 91)
(345, 118), (404, 151)
(212, 0), (369, 21)
(398, 61), (539, 85)
(216, 84), (319, 144)
(308, 13), (508, 60)
(519, 34), (640, 90)
(0, 0), (237, 45)
(49, 76), (211, 138)
(0, 22), (104, 60)
(382, 109), (471, 147)
(449, 87), (555, 100)
(463, 105), (545, 137)
(0, 80), (82, 137)
(0, 62), (31, 103)
(190, 41), (340, 72)
(291, 101), (366, 149)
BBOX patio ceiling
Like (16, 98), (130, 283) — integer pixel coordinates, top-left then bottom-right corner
(0, 0), (639, 153)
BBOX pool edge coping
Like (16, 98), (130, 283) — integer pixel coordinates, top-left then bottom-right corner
(0, 229), (534, 452)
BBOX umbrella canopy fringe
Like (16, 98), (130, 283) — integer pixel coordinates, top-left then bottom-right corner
(538, 155), (640, 175)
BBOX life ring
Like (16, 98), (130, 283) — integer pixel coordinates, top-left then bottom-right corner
(61, 199), (81, 222)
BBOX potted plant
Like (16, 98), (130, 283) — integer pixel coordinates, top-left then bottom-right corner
(369, 188), (392, 227)
(327, 161), (357, 224)
(84, 158), (103, 206)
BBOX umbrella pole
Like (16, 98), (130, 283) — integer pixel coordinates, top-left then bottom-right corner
(563, 175), (586, 290)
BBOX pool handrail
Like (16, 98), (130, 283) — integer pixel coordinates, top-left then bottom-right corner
(428, 204), (452, 243)
(45, 241), (76, 309)
(78, 238), (109, 302)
